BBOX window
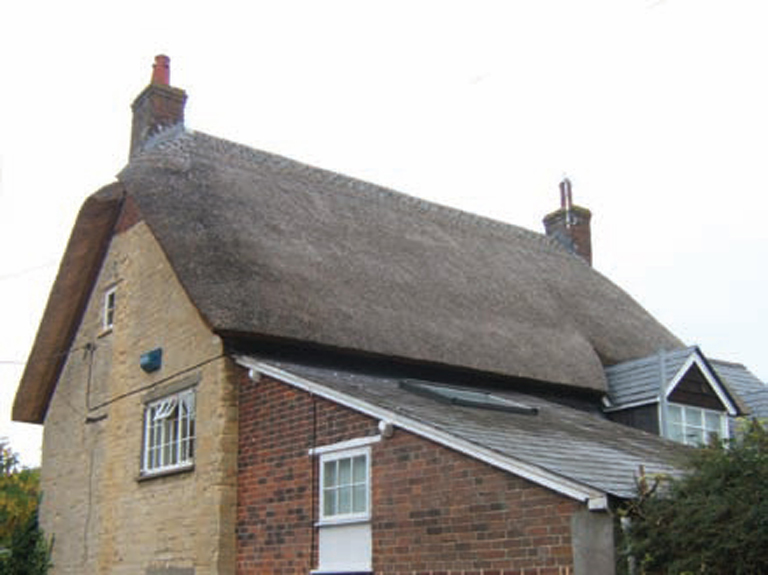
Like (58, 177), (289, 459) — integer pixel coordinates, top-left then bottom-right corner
(316, 445), (373, 573)
(103, 287), (116, 331)
(320, 448), (370, 523)
(142, 388), (196, 474)
(400, 380), (538, 415)
(667, 404), (726, 446)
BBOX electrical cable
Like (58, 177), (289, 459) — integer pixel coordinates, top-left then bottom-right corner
(86, 352), (226, 412)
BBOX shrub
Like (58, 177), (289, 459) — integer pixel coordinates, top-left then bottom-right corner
(619, 419), (768, 574)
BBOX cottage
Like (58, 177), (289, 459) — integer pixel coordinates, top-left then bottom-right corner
(14, 56), (756, 574)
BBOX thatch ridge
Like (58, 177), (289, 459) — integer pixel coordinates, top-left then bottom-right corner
(133, 128), (573, 253)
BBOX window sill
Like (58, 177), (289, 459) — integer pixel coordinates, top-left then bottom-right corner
(97, 327), (113, 339)
(316, 515), (370, 528)
(137, 463), (194, 482)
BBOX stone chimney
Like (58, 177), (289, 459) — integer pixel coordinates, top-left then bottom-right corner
(130, 55), (187, 158)
(543, 178), (592, 265)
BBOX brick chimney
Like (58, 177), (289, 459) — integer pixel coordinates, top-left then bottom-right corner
(130, 55), (187, 158)
(542, 178), (592, 265)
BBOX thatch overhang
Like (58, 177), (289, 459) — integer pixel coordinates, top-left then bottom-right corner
(13, 183), (125, 423)
(119, 130), (680, 391)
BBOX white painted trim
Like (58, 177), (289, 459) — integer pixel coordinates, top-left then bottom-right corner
(602, 398), (659, 413)
(588, 494), (609, 511)
(236, 356), (608, 510)
(141, 388), (196, 475)
(309, 435), (382, 456)
(665, 352), (738, 416)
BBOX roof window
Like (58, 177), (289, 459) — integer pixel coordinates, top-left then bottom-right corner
(400, 380), (538, 415)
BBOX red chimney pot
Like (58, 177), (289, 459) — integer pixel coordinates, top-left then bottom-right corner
(151, 55), (171, 85)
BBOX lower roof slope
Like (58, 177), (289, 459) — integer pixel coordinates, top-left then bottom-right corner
(243, 357), (688, 500)
(119, 128), (681, 393)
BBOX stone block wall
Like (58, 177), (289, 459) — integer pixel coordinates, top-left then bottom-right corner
(40, 217), (238, 575)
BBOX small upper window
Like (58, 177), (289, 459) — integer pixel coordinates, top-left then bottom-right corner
(103, 287), (116, 331)
(142, 388), (196, 475)
(320, 448), (370, 523)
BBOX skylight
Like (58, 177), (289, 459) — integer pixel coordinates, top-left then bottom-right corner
(400, 380), (538, 415)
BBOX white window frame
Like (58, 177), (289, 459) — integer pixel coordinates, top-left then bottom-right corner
(666, 403), (727, 446)
(141, 388), (196, 475)
(318, 446), (371, 525)
(103, 286), (117, 331)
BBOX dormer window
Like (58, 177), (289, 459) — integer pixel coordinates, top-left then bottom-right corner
(604, 348), (741, 444)
(103, 287), (116, 331)
(667, 404), (726, 446)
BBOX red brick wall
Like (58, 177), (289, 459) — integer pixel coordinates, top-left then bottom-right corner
(372, 433), (578, 574)
(237, 372), (579, 574)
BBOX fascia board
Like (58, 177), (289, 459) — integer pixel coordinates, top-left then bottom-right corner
(664, 353), (695, 396)
(665, 351), (738, 415)
(236, 356), (608, 510)
(602, 398), (659, 413)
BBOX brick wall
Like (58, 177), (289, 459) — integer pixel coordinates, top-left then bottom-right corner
(237, 374), (580, 574)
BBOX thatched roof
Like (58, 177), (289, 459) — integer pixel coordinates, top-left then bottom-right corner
(14, 126), (681, 422)
(122, 129), (680, 384)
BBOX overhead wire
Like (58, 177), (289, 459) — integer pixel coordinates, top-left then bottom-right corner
(0, 260), (58, 281)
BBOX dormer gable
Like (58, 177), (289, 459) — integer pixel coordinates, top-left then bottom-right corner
(604, 347), (743, 444)
(664, 350), (739, 415)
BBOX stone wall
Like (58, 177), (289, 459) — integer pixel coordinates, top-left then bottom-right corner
(40, 217), (238, 575)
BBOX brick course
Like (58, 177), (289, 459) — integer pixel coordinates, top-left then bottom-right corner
(237, 374), (579, 574)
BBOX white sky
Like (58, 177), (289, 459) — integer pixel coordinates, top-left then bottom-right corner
(1, 0), (767, 467)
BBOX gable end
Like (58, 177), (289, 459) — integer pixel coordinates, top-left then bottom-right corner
(666, 352), (739, 415)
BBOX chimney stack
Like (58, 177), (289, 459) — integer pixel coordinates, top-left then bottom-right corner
(543, 178), (593, 265)
(130, 55), (187, 158)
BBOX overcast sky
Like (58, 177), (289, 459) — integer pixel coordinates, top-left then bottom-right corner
(2, 0), (767, 467)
